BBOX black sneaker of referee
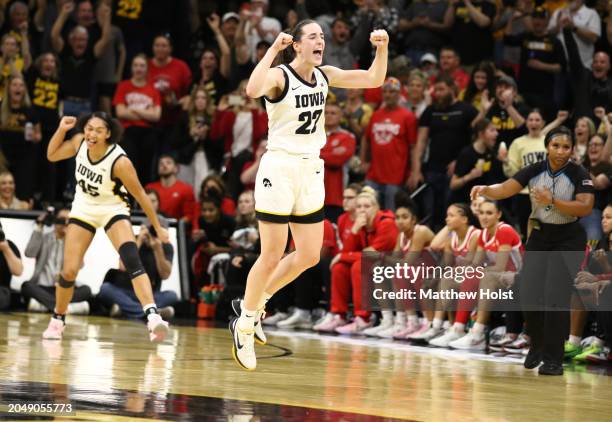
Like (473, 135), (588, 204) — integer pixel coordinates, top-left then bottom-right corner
(538, 361), (563, 375)
(524, 348), (542, 369)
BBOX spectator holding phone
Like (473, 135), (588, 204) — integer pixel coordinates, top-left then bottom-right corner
(242, 0), (281, 62)
(21, 207), (91, 314)
(191, 193), (236, 289)
(98, 189), (177, 319)
(171, 85), (221, 195)
(210, 79), (267, 159)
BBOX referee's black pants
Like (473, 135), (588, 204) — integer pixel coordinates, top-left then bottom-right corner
(519, 222), (586, 365)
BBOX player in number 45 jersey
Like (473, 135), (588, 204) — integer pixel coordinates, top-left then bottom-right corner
(42, 112), (170, 343)
(230, 19), (389, 371)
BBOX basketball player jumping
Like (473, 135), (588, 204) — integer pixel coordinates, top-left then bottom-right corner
(43, 112), (170, 342)
(230, 20), (389, 370)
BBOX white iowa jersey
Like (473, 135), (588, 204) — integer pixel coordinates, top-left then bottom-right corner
(73, 141), (130, 209)
(264, 64), (329, 155)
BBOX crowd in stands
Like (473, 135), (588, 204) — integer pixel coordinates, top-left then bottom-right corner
(0, 0), (610, 364)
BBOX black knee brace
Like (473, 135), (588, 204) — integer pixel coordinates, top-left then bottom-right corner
(118, 241), (146, 279)
(57, 275), (75, 288)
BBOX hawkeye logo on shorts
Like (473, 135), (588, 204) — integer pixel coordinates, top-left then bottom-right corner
(263, 178), (272, 187)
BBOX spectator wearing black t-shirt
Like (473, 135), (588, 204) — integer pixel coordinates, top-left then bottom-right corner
(98, 206), (177, 319)
(59, 1), (102, 51)
(563, 25), (612, 121)
(443, 0), (497, 65)
(0, 222), (23, 310)
(503, 7), (566, 121)
(189, 48), (229, 107)
(479, 75), (529, 149)
(116, 0), (191, 61)
(409, 75), (479, 229)
(450, 118), (501, 203)
(27, 52), (61, 202)
(192, 194), (236, 289)
(50, 1), (111, 116)
(0, 74), (41, 201)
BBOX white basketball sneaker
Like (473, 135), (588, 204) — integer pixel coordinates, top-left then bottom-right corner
(362, 317), (394, 337)
(232, 299), (267, 345)
(229, 317), (256, 371)
(147, 313), (169, 343)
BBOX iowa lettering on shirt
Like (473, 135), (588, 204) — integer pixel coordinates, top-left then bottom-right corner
(522, 151), (546, 167)
(77, 163), (103, 185)
(294, 92), (325, 109)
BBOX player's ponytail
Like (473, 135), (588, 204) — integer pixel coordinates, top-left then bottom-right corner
(77, 111), (124, 144)
(281, 19), (317, 64)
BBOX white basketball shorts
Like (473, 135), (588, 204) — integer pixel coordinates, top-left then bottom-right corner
(254, 150), (325, 224)
(69, 201), (131, 233)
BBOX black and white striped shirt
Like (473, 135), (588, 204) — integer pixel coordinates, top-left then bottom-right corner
(512, 160), (594, 224)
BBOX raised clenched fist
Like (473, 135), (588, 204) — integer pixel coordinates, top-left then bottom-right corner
(369, 29), (389, 48)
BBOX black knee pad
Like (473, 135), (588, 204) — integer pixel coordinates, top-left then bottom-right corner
(118, 242), (146, 279)
(57, 275), (75, 288)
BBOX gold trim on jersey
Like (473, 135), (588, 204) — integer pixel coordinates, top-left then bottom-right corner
(112, 180), (131, 209)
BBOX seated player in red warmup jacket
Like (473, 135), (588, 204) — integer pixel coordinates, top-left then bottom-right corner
(145, 155), (195, 222)
(313, 187), (398, 334)
(336, 184), (363, 250)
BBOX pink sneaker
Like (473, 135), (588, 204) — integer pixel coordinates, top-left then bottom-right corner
(335, 316), (372, 335)
(313, 313), (347, 332)
(147, 314), (169, 342)
(42, 318), (64, 340)
(404, 321), (431, 340)
(391, 321), (420, 339)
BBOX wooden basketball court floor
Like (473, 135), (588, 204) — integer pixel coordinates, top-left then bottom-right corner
(1, 313), (611, 421)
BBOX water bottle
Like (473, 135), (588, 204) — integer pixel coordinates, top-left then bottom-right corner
(24, 122), (34, 142)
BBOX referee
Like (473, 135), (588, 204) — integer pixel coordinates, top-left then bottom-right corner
(471, 126), (594, 375)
